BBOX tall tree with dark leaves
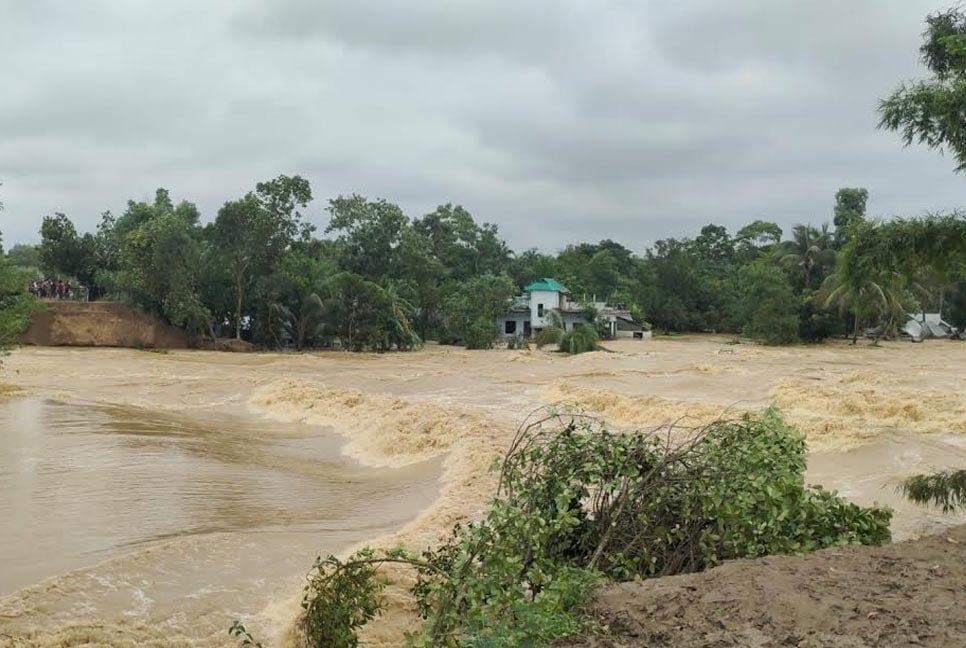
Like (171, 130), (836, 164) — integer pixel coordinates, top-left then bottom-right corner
(879, 7), (966, 172)
(832, 187), (868, 247)
(326, 195), (408, 281)
(210, 177), (312, 339)
(412, 203), (509, 280)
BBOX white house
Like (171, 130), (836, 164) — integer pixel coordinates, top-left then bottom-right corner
(496, 278), (647, 340)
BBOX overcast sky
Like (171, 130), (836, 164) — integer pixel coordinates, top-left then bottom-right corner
(0, 0), (961, 252)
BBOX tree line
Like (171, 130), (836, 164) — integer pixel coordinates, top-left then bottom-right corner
(1, 181), (963, 351)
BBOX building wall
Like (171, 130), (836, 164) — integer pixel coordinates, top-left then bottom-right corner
(529, 290), (563, 328)
(496, 315), (530, 337)
(561, 312), (588, 331)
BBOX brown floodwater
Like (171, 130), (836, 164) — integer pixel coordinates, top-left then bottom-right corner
(1, 340), (964, 646)
(0, 397), (440, 645)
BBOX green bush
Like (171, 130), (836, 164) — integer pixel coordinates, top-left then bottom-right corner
(290, 409), (891, 648)
(0, 261), (42, 360)
(506, 335), (530, 350)
(558, 326), (599, 354)
(533, 326), (562, 349)
(461, 317), (501, 350)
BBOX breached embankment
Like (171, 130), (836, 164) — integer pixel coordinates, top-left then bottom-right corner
(21, 301), (189, 349)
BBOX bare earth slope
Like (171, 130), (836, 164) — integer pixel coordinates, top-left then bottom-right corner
(565, 524), (966, 648)
(21, 301), (189, 348)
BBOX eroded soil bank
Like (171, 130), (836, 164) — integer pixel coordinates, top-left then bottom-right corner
(564, 524), (966, 648)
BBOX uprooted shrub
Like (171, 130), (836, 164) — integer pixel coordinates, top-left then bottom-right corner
(291, 408), (892, 648)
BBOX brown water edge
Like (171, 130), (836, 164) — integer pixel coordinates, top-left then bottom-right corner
(0, 397), (441, 646)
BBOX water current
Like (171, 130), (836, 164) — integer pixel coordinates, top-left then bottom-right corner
(2, 340), (964, 646)
(0, 398), (440, 645)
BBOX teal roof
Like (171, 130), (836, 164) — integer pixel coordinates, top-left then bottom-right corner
(524, 278), (569, 293)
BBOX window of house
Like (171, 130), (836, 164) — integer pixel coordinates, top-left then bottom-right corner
(538, 304), (544, 317)
(505, 320), (517, 334)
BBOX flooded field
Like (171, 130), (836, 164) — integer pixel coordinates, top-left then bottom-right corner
(1, 337), (965, 646)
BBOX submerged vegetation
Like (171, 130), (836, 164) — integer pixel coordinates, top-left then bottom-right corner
(285, 409), (890, 648)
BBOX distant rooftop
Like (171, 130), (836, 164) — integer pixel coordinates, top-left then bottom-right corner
(524, 278), (569, 293)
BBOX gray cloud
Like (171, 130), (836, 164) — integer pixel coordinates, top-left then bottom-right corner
(0, 0), (960, 254)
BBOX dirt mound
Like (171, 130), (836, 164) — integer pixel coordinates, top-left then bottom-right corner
(206, 337), (254, 352)
(564, 525), (966, 648)
(21, 302), (189, 349)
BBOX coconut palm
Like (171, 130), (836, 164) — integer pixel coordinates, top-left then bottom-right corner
(781, 224), (835, 289)
(819, 266), (917, 344)
(534, 308), (565, 349)
(381, 282), (421, 351)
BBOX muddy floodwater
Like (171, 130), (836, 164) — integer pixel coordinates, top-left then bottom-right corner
(1, 338), (965, 646)
(0, 396), (439, 646)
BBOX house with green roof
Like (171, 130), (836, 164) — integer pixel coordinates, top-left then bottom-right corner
(497, 278), (647, 340)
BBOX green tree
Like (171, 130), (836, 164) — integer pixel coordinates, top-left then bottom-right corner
(413, 204), (509, 281)
(326, 195), (408, 281)
(0, 252), (39, 358)
(210, 195), (269, 339)
(508, 249), (559, 288)
(781, 224), (835, 289)
(323, 272), (415, 351)
(832, 188), (868, 246)
(739, 261), (800, 345)
(6, 244), (41, 270)
(440, 274), (516, 349)
(736, 220), (783, 248)
(646, 238), (706, 332)
(735, 220), (783, 264)
(255, 174), (314, 240)
(395, 227), (447, 340)
(820, 250), (916, 344)
(39, 213), (95, 281)
(256, 242), (338, 349)
(210, 177), (312, 339)
(878, 8), (966, 172)
(121, 213), (210, 333)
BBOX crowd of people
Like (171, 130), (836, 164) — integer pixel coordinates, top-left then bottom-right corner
(28, 278), (85, 301)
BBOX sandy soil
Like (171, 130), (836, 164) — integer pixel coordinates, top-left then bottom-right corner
(564, 524), (966, 648)
(1, 336), (965, 647)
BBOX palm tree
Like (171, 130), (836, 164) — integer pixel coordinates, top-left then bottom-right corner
(781, 224), (835, 289)
(381, 282), (421, 351)
(534, 308), (565, 349)
(819, 266), (916, 344)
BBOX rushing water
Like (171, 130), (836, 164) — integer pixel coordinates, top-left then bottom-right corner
(807, 430), (966, 539)
(0, 398), (440, 645)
